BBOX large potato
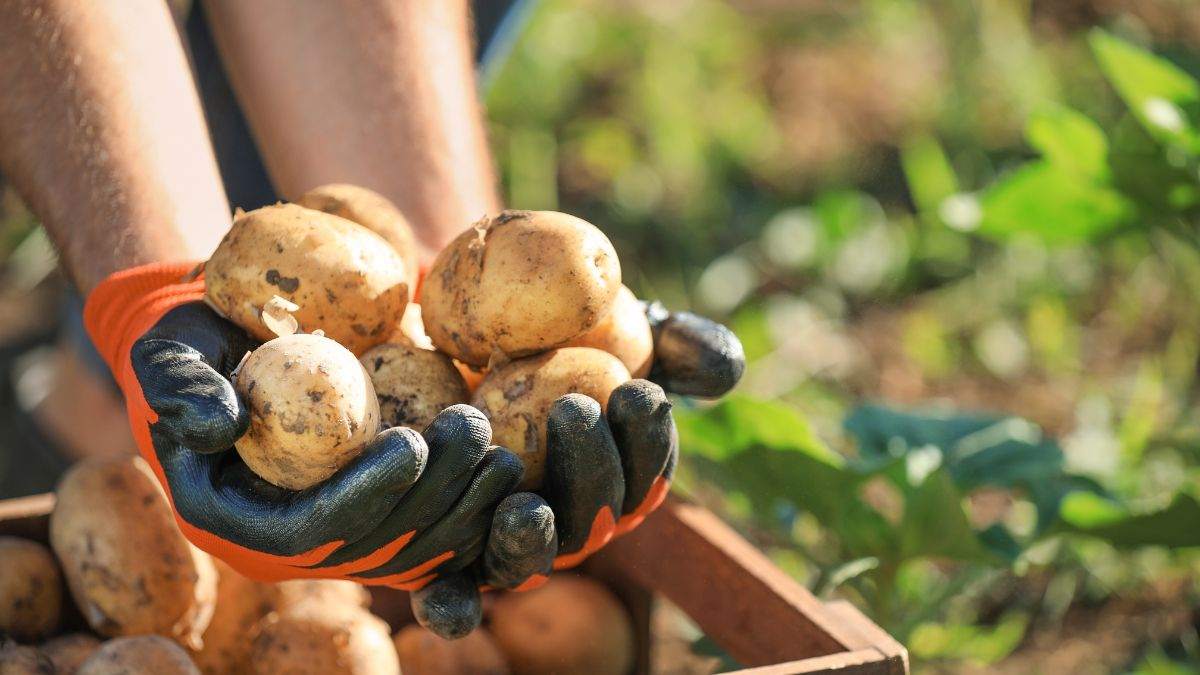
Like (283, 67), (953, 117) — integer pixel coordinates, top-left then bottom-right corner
(41, 634), (102, 675)
(564, 285), (653, 378)
(360, 342), (469, 432)
(296, 184), (420, 299)
(78, 637), (199, 675)
(422, 211), (622, 367)
(249, 601), (398, 675)
(205, 203), (409, 355)
(0, 537), (62, 641)
(488, 575), (634, 675)
(393, 625), (509, 675)
(472, 348), (630, 489)
(49, 456), (217, 646)
(235, 333), (380, 490)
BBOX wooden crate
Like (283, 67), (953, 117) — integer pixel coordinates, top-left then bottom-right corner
(0, 493), (907, 674)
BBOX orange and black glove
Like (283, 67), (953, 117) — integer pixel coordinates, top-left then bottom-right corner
(479, 302), (745, 586)
(83, 264), (556, 638)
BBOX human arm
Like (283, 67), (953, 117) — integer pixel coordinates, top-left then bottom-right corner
(199, 0), (500, 260)
(0, 0), (231, 293)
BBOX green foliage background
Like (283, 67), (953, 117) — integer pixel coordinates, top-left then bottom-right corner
(485, 2), (1200, 672)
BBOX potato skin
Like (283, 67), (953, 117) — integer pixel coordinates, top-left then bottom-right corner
(0, 537), (62, 641)
(41, 634), (102, 675)
(235, 333), (381, 490)
(472, 348), (630, 490)
(564, 285), (653, 378)
(49, 456), (217, 646)
(0, 643), (54, 674)
(78, 636), (199, 675)
(393, 625), (509, 675)
(271, 580), (371, 611)
(205, 203), (409, 355)
(296, 184), (420, 299)
(488, 575), (633, 675)
(422, 211), (622, 367)
(249, 601), (399, 675)
(189, 561), (274, 675)
(360, 342), (469, 432)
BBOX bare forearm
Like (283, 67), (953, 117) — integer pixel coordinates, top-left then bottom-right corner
(202, 0), (500, 259)
(0, 1), (230, 294)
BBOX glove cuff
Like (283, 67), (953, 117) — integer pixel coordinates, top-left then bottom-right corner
(83, 262), (206, 379)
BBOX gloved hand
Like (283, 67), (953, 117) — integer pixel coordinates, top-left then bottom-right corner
(480, 301), (745, 586)
(83, 264), (555, 638)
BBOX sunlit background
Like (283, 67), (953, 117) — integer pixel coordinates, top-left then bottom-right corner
(4, 1), (1200, 672)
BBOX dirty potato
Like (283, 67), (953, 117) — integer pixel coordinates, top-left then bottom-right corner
(393, 625), (509, 675)
(78, 637), (199, 675)
(422, 211), (621, 367)
(205, 203), (409, 355)
(49, 456), (217, 647)
(359, 342), (469, 432)
(188, 561), (274, 675)
(0, 537), (62, 641)
(564, 285), (653, 378)
(296, 184), (420, 298)
(41, 634), (103, 675)
(234, 333), (380, 490)
(471, 348), (630, 489)
(271, 580), (371, 611)
(488, 575), (633, 675)
(248, 601), (398, 675)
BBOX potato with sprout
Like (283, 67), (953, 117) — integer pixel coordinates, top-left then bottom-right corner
(205, 204), (409, 355)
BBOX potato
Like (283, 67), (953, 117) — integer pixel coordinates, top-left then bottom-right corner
(205, 203), (409, 355)
(564, 285), (653, 378)
(471, 348), (630, 489)
(296, 184), (421, 298)
(422, 210), (622, 367)
(49, 456), (217, 647)
(249, 602), (398, 675)
(0, 643), (53, 674)
(360, 342), (469, 432)
(77, 637), (199, 675)
(488, 575), (634, 675)
(41, 634), (102, 675)
(393, 625), (509, 675)
(235, 333), (380, 490)
(0, 538), (62, 641)
(189, 561), (274, 675)
(271, 580), (371, 611)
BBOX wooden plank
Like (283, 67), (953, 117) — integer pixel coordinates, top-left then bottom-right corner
(721, 649), (894, 675)
(822, 601), (907, 674)
(593, 498), (849, 667)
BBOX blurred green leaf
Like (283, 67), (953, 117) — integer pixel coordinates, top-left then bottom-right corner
(677, 395), (842, 466)
(1060, 491), (1200, 548)
(1025, 105), (1110, 181)
(910, 612), (1029, 664)
(978, 162), (1132, 244)
(901, 135), (959, 215)
(1089, 30), (1200, 153)
(900, 471), (994, 562)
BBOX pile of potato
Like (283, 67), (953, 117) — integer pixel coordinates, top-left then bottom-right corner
(202, 185), (652, 491)
(0, 457), (634, 674)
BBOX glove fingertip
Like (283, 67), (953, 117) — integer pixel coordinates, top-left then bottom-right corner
(410, 573), (482, 640)
(650, 312), (745, 398)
